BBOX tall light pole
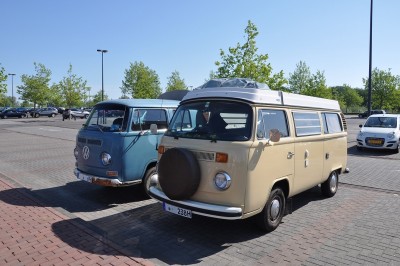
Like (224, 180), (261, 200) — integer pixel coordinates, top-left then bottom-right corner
(8, 73), (16, 107)
(97, 49), (108, 101)
(367, 0), (373, 115)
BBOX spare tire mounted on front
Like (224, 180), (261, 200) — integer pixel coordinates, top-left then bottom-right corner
(158, 148), (201, 200)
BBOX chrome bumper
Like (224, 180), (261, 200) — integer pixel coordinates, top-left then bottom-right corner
(74, 168), (141, 187)
(148, 186), (243, 220)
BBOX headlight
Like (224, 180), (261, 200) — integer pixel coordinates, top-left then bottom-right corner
(214, 172), (231, 190)
(74, 147), (79, 158)
(387, 132), (395, 139)
(101, 152), (112, 165)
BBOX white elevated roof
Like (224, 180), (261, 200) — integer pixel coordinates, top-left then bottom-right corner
(183, 86), (340, 111)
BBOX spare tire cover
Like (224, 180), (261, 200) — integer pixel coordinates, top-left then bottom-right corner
(158, 148), (201, 200)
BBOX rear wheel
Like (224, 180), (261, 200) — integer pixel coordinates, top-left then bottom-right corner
(35, 113), (39, 118)
(321, 171), (338, 197)
(256, 187), (286, 232)
(50, 113), (55, 117)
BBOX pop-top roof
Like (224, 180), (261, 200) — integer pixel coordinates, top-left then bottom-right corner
(183, 78), (340, 111)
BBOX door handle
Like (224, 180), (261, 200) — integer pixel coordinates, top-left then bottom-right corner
(287, 152), (295, 159)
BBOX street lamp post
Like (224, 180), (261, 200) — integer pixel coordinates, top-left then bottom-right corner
(8, 73), (16, 107)
(367, 0), (373, 115)
(97, 49), (108, 101)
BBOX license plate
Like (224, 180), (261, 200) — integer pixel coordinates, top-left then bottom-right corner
(163, 202), (192, 219)
(368, 139), (383, 145)
(77, 173), (92, 183)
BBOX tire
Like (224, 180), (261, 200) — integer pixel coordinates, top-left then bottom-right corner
(84, 114), (89, 119)
(35, 113), (39, 118)
(356, 146), (363, 151)
(256, 187), (286, 232)
(50, 113), (55, 117)
(143, 166), (157, 197)
(321, 171), (338, 197)
(20, 114), (26, 118)
(4, 115), (7, 119)
(158, 148), (201, 200)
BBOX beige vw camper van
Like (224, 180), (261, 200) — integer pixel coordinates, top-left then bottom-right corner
(148, 78), (348, 232)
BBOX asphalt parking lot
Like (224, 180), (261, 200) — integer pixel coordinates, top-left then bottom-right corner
(0, 115), (399, 265)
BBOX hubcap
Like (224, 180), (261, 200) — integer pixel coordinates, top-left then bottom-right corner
(330, 173), (337, 192)
(270, 198), (281, 220)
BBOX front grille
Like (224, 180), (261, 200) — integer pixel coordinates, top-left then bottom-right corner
(87, 139), (102, 146)
(193, 151), (215, 161)
(77, 137), (102, 146)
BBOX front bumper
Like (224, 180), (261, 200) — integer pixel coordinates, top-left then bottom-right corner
(148, 186), (243, 220)
(356, 137), (399, 150)
(74, 168), (141, 187)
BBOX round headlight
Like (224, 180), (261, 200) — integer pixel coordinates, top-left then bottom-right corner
(101, 152), (112, 165)
(74, 147), (79, 158)
(214, 172), (231, 190)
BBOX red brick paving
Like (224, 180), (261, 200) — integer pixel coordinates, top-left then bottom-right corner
(0, 178), (151, 266)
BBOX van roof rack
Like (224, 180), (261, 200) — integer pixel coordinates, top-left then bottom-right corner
(184, 78), (340, 111)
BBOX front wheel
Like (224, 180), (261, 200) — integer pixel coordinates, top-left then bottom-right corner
(321, 171), (338, 197)
(256, 187), (286, 232)
(143, 166), (157, 197)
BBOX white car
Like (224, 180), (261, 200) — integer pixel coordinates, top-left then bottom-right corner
(70, 108), (90, 119)
(356, 114), (400, 153)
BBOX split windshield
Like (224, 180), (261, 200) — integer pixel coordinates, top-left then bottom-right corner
(165, 101), (252, 141)
(85, 104), (128, 132)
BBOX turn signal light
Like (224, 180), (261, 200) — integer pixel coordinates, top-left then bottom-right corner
(106, 171), (118, 177)
(216, 152), (228, 163)
(158, 145), (165, 154)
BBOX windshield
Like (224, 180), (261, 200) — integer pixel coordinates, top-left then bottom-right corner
(165, 101), (252, 141)
(85, 104), (128, 132)
(364, 117), (398, 128)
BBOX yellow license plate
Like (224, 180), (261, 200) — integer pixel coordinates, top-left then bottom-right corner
(368, 139), (383, 145)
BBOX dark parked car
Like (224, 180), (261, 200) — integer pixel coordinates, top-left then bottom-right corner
(358, 109), (386, 118)
(0, 108), (28, 119)
(31, 107), (59, 118)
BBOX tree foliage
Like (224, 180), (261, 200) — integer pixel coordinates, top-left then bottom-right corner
(0, 64), (8, 106)
(363, 68), (400, 110)
(289, 61), (332, 99)
(214, 20), (287, 90)
(121, 61), (161, 99)
(17, 63), (52, 107)
(166, 71), (187, 92)
(58, 64), (87, 107)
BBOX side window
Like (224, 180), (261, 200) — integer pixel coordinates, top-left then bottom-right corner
(293, 112), (321, 136)
(131, 109), (168, 131)
(322, 113), (343, 134)
(172, 109), (193, 131)
(257, 109), (289, 139)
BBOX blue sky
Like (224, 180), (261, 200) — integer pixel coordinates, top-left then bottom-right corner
(1, 0), (399, 100)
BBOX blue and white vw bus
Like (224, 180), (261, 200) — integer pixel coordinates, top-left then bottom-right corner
(73, 99), (179, 192)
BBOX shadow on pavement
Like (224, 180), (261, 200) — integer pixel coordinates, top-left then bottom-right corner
(0, 181), (150, 213)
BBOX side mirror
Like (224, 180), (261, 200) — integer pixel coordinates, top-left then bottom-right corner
(267, 129), (281, 145)
(150, 124), (158, 134)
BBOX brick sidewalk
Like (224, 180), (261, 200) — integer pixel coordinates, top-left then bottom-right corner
(0, 177), (151, 266)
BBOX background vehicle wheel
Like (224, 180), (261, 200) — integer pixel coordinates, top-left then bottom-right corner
(356, 146), (363, 151)
(143, 166), (157, 197)
(35, 114), (39, 118)
(84, 114), (89, 119)
(20, 114), (26, 118)
(4, 115), (7, 119)
(51, 113), (55, 117)
(256, 187), (286, 232)
(158, 148), (200, 200)
(321, 171), (338, 197)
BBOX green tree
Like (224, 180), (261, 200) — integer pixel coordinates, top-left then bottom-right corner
(363, 68), (400, 110)
(214, 20), (287, 90)
(58, 64), (87, 107)
(304, 70), (332, 99)
(17, 63), (52, 108)
(121, 61), (161, 99)
(288, 61), (311, 94)
(339, 84), (363, 113)
(0, 64), (8, 106)
(91, 90), (109, 105)
(166, 71), (187, 92)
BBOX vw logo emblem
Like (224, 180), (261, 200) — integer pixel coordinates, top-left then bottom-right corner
(82, 146), (90, 160)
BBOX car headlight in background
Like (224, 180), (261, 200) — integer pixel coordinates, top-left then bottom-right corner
(100, 152), (112, 165)
(387, 132), (395, 139)
(214, 172), (231, 190)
